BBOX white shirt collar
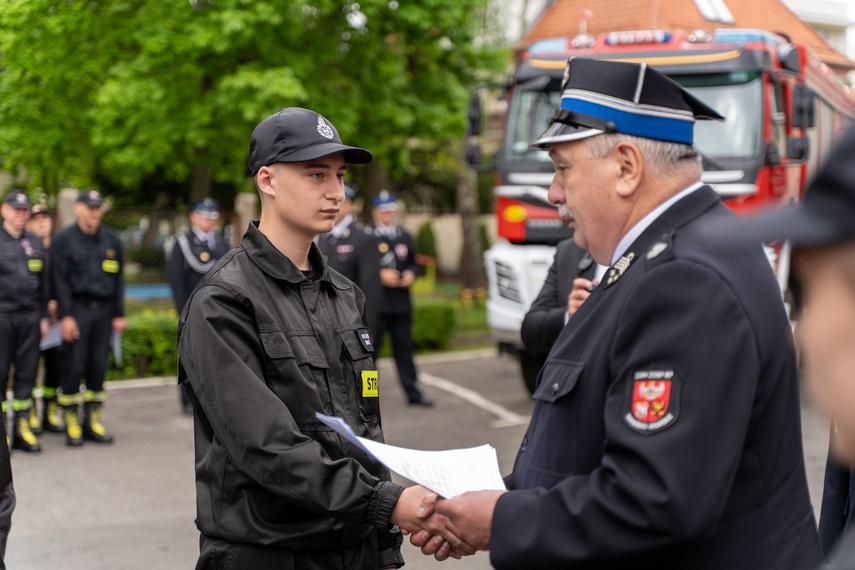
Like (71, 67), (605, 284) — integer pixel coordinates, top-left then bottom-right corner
(192, 225), (211, 244)
(330, 214), (354, 239)
(610, 182), (704, 266)
(375, 222), (396, 237)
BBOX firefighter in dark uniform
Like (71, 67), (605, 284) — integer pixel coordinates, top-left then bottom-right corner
(317, 183), (382, 337)
(0, 191), (48, 452)
(50, 189), (127, 447)
(370, 191), (432, 407)
(167, 197), (230, 414)
(519, 238), (605, 392)
(415, 58), (823, 569)
(24, 204), (63, 434)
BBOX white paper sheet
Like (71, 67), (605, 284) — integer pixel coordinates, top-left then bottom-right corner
(317, 413), (506, 498)
(39, 323), (62, 351)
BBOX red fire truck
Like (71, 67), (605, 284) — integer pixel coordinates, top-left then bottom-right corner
(484, 28), (855, 391)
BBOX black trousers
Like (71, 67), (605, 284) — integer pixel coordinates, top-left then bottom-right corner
(374, 313), (421, 402)
(0, 311), (41, 402)
(196, 533), (380, 570)
(41, 345), (61, 390)
(60, 300), (113, 395)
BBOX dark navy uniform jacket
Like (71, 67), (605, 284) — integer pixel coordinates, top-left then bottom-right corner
(372, 225), (417, 317)
(521, 238), (595, 353)
(167, 229), (230, 313)
(318, 217), (382, 336)
(0, 227), (47, 317)
(492, 186), (822, 570)
(49, 224), (125, 320)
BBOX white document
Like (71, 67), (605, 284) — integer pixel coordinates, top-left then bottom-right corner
(39, 323), (62, 351)
(316, 413), (506, 498)
(111, 332), (122, 366)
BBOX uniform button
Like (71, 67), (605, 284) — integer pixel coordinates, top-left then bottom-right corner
(520, 437), (528, 452)
(551, 382), (559, 394)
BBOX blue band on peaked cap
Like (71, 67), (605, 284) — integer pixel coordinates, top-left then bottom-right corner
(531, 58), (724, 149)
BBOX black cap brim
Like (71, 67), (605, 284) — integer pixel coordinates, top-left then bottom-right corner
(271, 142), (373, 166)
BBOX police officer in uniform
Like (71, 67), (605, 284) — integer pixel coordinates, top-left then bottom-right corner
(0, 191), (48, 452)
(370, 192), (432, 407)
(50, 189), (127, 447)
(317, 183), (382, 336)
(167, 197), (230, 414)
(414, 58), (823, 569)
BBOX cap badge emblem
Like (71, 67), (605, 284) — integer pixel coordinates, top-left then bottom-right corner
(317, 116), (334, 140)
(16, 193), (26, 204)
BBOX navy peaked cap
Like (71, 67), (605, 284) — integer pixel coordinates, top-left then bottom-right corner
(191, 197), (220, 219)
(372, 190), (398, 210)
(344, 183), (356, 200)
(532, 58), (724, 149)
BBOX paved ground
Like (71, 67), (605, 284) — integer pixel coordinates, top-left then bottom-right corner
(3, 351), (832, 569)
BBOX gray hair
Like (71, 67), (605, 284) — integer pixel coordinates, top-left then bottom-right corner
(585, 133), (702, 177)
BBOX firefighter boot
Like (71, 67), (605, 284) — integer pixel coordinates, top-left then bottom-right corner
(82, 401), (113, 444)
(41, 390), (63, 434)
(12, 410), (41, 452)
(29, 405), (42, 435)
(59, 394), (83, 447)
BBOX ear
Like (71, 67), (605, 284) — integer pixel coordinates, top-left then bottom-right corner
(255, 166), (277, 200)
(612, 141), (643, 198)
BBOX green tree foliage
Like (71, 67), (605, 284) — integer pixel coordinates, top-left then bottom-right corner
(0, 0), (508, 203)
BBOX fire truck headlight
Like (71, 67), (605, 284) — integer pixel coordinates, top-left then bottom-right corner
(495, 261), (522, 303)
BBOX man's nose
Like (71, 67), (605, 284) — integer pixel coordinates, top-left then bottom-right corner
(547, 174), (564, 205)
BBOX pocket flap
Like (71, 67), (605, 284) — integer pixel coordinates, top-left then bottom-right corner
(340, 328), (375, 361)
(532, 359), (584, 403)
(260, 330), (328, 368)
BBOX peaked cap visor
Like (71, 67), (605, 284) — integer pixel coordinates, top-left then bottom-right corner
(267, 142), (374, 167)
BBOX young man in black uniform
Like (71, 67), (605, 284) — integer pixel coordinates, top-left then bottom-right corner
(412, 58), (823, 569)
(0, 191), (48, 452)
(177, 107), (461, 569)
(370, 192), (432, 407)
(50, 189), (127, 447)
(317, 183), (382, 337)
(167, 197), (230, 414)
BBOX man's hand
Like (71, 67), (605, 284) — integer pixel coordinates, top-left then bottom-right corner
(432, 490), (506, 551)
(399, 270), (415, 288)
(60, 316), (79, 343)
(40, 318), (49, 339)
(567, 278), (594, 320)
(112, 316), (128, 334)
(47, 299), (58, 323)
(391, 486), (475, 559)
(380, 268), (401, 288)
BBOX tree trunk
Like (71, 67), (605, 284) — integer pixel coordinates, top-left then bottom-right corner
(457, 167), (482, 288)
(360, 160), (388, 223)
(190, 162), (212, 203)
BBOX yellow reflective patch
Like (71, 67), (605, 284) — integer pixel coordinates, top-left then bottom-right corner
(28, 259), (43, 272)
(361, 371), (379, 397)
(102, 259), (120, 273)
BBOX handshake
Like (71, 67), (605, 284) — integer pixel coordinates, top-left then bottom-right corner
(390, 485), (507, 561)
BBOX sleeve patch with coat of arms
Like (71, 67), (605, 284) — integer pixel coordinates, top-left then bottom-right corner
(624, 369), (680, 435)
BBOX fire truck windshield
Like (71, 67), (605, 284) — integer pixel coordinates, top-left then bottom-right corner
(504, 71), (763, 164)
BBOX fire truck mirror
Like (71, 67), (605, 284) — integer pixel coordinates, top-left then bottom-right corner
(792, 84), (816, 129)
(765, 142), (781, 166)
(778, 43), (802, 74)
(787, 136), (810, 162)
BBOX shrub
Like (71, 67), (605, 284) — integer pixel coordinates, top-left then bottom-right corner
(415, 221), (437, 259)
(412, 303), (456, 350)
(107, 310), (178, 380)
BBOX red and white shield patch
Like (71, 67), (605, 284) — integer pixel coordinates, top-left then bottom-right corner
(625, 369), (680, 434)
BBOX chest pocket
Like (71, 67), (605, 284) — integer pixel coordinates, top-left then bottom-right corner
(532, 359), (583, 403)
(259, 330), (329, 424)
(338, 327), (379, 421)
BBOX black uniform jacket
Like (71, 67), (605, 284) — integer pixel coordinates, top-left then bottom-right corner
(50, 224), (125, 319)
(521, 238), (595, 353)
(0, 227), (47, 317)
(492, 186), (822, 570)
(372, 226), (417, 317)
(177, 222), (403, 568)
(167, 229), (230, 312)
(826, 528), (855, 570)
(318, 218), (382, 336)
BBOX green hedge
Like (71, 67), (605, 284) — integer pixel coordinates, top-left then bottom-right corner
(108, 301), (457, 380)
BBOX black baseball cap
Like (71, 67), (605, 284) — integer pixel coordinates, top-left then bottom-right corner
(707, 124), (855, 248)
(30, 204), (49, 217)
(4, 191), (31, 210)
(76, 188), (104, 207)
(248, 108), (373, 176)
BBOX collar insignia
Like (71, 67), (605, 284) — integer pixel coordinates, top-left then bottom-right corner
(605, 252), (635, 286)
(647, 242), (667, 260)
